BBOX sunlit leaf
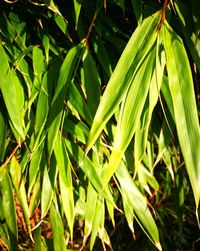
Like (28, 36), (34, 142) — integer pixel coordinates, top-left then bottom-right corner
(0, 45), (25, 141)
(162, 23), (200, 207)
(0, 167), (18, 250)
(86, 11), (160, 153)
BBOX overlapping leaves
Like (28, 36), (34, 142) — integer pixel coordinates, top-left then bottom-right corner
(0, 1), (199, 251)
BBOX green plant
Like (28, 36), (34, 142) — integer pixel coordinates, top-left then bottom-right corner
(0, 0), (199, 250)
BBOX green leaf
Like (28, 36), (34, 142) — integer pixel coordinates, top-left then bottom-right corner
(50, 202), (66, 251)
(130, 0), (142, 24)
(68, 82), (93, 124)
(86, 11), (160, 153)
(47, 43), (84, 157)
(122, 188), (135, 237)
(41, 156), (57, 218)
(175, 1), (200, 72)
(63, 119), (89, 144)
(33, 226), (44, 251)
(32, 46), (46, 80)
(90, 198), (104, 251)
(0, 200), (10, 251)
(10, 157), (31, 234)
(34, 69), (53, 140)
(0, 167), (18, 250)
(116, 163), (162, 250)
(29, 177), (41, 217)
(54, 132), (75, 237)
(0, 45), (25, 141)
(83, 182), (98, 247)
(103, 46), (156, 186)
(65, 139), (116, 207)
(134, 38), (165, 173)
(73, 0), (83, 29)
(0, 109), (7, 162)
(54, 13), (69, 37)
(93, 36), (113, 77)
(82, 49), (101, 115)
(162, 23), (200, 207)
(28, 140), (45, 196)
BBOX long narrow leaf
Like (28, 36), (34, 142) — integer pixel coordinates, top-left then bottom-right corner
(162, 23), (200, 207)
(50, 202), (66, 251)
(86, 11), (160, 153)
(0, 167), (18, 250)
(0, 45), (25, 141)
(116, 163), (162, 251)
(47, 43), (84, 157)
(103, 47), (156, 186)
(54, 132), (75, 237)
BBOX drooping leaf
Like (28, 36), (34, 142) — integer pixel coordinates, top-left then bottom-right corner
(47, 43), (84, 157)
(86, 11), (160, 153)
(0, 45), (25, 141)
(0, 167), (18, 250)
(82, 49), (101, 115)
(41, 155), (57, 218)
(116, 163), (162, 251)
(73, 0), (83, 29)
(162, 23), (200, 207)
(103, 45), (156, 186)
(0, 109), (7, 162)
(50, 202), (66, 251)
(10, 157), (31, 234)
(54, 132), (75, 237)
(175, 1), (200, 72)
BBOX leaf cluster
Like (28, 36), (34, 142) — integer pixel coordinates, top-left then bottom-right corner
(0, 0), (199, 250)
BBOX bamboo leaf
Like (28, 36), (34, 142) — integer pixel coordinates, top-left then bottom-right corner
(86, 11), (160, 153)
(82, 49), (101, 115)
(0, 167), (18, 250)
(130, 0), (142, 24)
(66, 139), (116, 207)
(63, 119), (89, 144)
(47, 43), (84, 157)
(10, 157), (31, 234)
(90, 198), (104, 251)
(0, 109), (7, 162)
(175, 1), (200, 72)
(28, 140), (45, 196)
(50, 202), (66, 251)
(54, 132), (75, 237)
(32, 46), (46, 80)
(29, 178), (41, 217)
(116, 163), (162, 250)
(54, 13), (69, 36)
(73, 0), (83, 29)
(68, 82), (93, 124)
(83, 182), (98, 247)
(103, 46), (156, 186)
(41, 156), (57, 218)
(0, 200), (10, 251)
(34, 69), (53, 140)
(0, 45), (25, 141)
(162, 23), (200, 207)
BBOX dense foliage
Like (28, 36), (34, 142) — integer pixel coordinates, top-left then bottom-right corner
(0, 0), (199, 250)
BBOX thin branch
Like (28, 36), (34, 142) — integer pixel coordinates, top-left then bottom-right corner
(84, 11), (98, 47)
(157, 0), (170, 31)
(2, 142), (21, 168)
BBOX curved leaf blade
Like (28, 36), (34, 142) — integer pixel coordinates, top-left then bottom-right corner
(47, 43), (84, 157)
(0, 45), (25, 141)
(163, 23), (200, 207)
(86, 11), (160, 153)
